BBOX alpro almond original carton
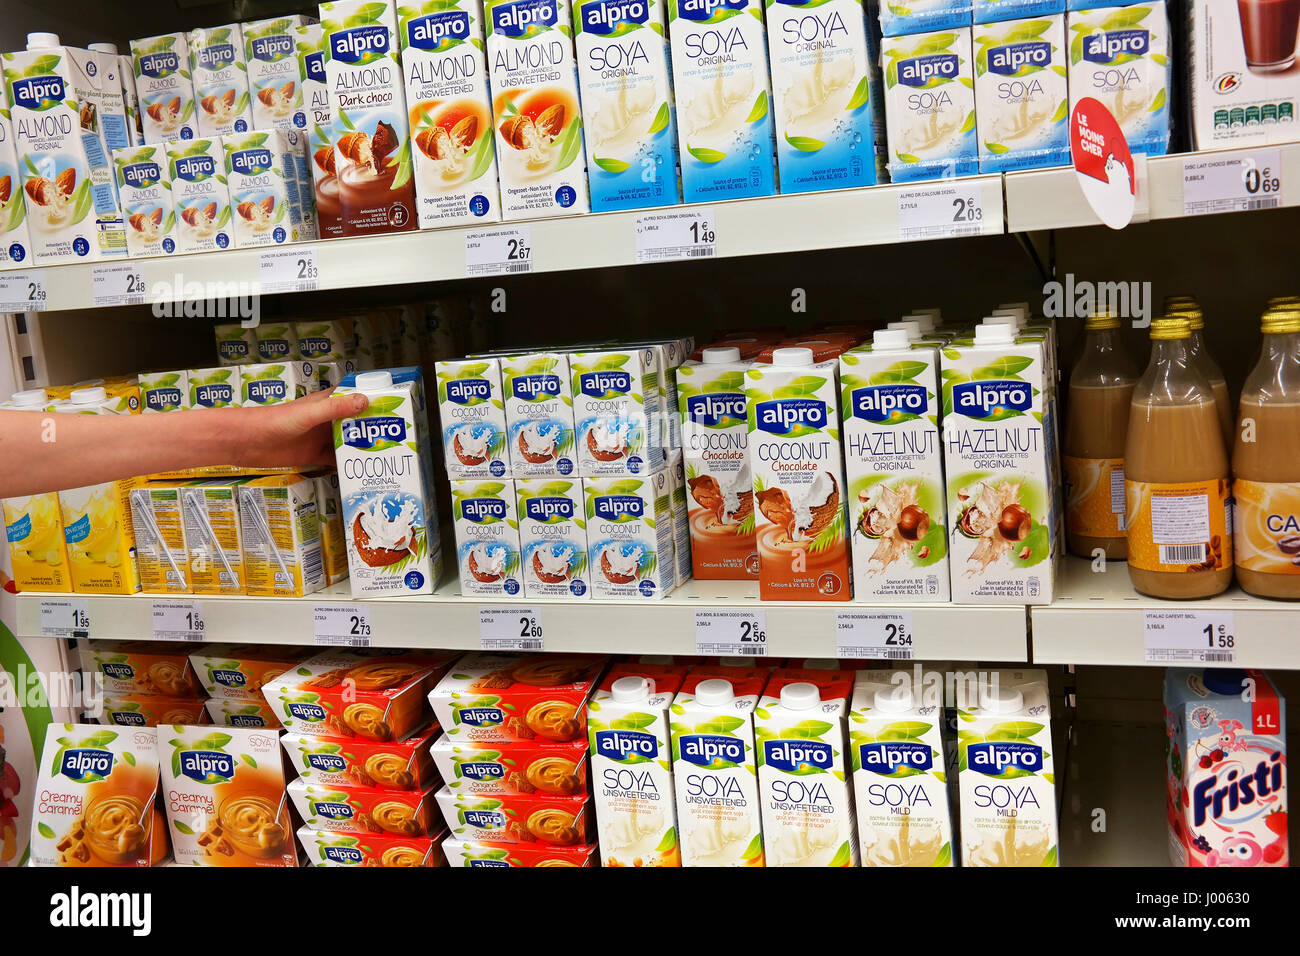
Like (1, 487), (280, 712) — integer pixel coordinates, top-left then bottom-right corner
(451, 479), (522, 596)
(502, 351), (577, 477)
(244, 15), (315, 132)
(168, 137), (233, 254)
(301, 826), (446, 866)
(571, 347), (664, 477)
(671, 669), (765, 867)
(880, 28), (979, 183)
(437, 357), (509, 479)
(0, 83), (33, 268)
(283, 723), (440, 789)
(132, 33), (198, 143)
(517, 477), (590, 599)
(585, 472), (676, 600)
(189, 24), (254, 137)
(431, 734), (589, 795)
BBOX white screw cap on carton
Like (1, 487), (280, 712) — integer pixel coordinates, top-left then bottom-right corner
(88, 42), (119, 54)
(69, 387), (108, 404)
(979, 683), (1024, 714)
(771, 347), (814, 367)
(694, 678), (735, 706)
(702, 346), (742, 364)
(27, 33), (60, 49)
(780, 681), (820, 711)
(974, 324), (1015, 346)
(873, 329), (911, 351)
(906, 312), (938, 333)
(874, 684), (915, 713)
(10, 389), (47, 407)
(612, 675), (653, 703)
(992, 307), (1027, 327)
(354, 371), (394, 390)
(983, 314), (1019, 329)
(886, 320), (922, 342)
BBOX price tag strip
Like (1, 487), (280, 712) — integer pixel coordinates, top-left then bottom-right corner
(835, 609), (915, 660)
(694, 608), (767, 657)
(38, 598), (91, 638)
(151, 600), (206, 642)
(1183, 149), (1281, 217)
(91, 263), (147, 308)
(634, 208), (716, 263)
(1144, 610), (1236, 665)
(465, 227), (532, 277)
(0, 270), (47, 312)
(479, 607), (544, 652)
(313, 604), (372, 647)
(259, 248), (320, 294)
(897, 183), (985, 242)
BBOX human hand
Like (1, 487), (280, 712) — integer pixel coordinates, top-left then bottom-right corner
(227, 388), (369, 469)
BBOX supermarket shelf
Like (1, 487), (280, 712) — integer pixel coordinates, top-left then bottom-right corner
(14, 577), (1029, 661)
(1032, 557), (1300, 669)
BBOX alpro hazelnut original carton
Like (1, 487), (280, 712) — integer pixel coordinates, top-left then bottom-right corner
(399, 0), (502, 227)
(301, 826), (447, 866)
(0, 83), (33, 268)
(431, 734), (589, 795)
(840, 335), (950, 601)
(437, 357), (509, 479)
(224, 130), (309, 246)
(572, 347), (664, 477)
(756, 669), (859, 867)
(189, 24), (254, 137)
(168, 137), (233, 254)
(880, 28), (979, 183)
(283, 722), (440, 790)
(244, 15), (315, 132)
(588, 663), (687, 867)
(517, 477), (590, 599)
(131, 33), (198, 143)
(671, 668), (765, 867)
(585, 472), (677, 600)
(502, 351), (577, 477)
(974, 14), (1070, 173)
(114, 145), (175, 257)
(451, 479), (522, 596)
(484, 0), (590, 219)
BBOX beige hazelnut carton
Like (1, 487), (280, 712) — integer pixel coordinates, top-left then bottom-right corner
(131, 33), (198, 143)
(942, 324), (1057, 604)
(571, 347), (663, 477)
(586, 471), (676, 600)
(168, 137), (234, 254)
(189, 24), (254, 137)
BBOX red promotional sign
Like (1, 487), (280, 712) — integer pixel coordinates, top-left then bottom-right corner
(1071, 96), (1136, 230)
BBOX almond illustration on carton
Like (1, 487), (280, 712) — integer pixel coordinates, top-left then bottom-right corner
(236, 196), (275, 222)
(313, 147), (336, 175)
(0, 175), (10, 204)
(129, 208), (164, 232)
(202, 89), (238, 114)
(23, 169), (76, 206)
(499, 105), (564, 152)
(338, 130), (373, 169)
(415, 116), (477, 160)
(257, 81), (296, 108)
(147, 97), (183, 123)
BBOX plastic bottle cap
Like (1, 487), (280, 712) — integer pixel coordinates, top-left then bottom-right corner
(873, 329), (911, 351)
(69, 386), (108, 404)
(990, 309), (1026, 327)
(695, 678), (735, 706)
(88, 42), (118, 54)
(983, 314), (1019, 328)
(997, 302), (1030, 317)
(771, 347), (814, 367)
(886, 321), (921, 341)
(10, 389), (47, 407)
(780, 682), (820, 711)
(612, 675), (652, 703)
(905, 313), (937, 333)
(28, 33), (60, 49)
(354, 371), (393, 390)
(979, 684), (1024, 714)
(702, 346), (741, 364)
(874, 685), (915, 713)
(975, 324), (1015, 346)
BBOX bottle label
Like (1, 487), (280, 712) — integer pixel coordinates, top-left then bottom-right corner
(1233, 479), (1300, 575)
(1064, 456), (1126, 539)
(1125, 478), (1232, 573)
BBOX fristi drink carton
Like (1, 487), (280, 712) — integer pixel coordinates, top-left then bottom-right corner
(840, 331), (950, 601)
(585, 471), (676, 599)
(168, 137), (233, 255)
(757, 670), (859, 867)
(849, 671), (954, 867)
(880, 28), (979, 183)
(746, 347), (851, 601)
(224, 130), (310, 247)
(571, 347), (663, 476)
(113, 144), (176, 257)
(0, 83), (33, 268)
(451, 479), (523, 597)
(587, 663), (687, 867)
(957, 669), (1058, 867)
(243, 15), (315, 132)
(501, 351), (578, 478)
(574, 0), (681, 211)
(181, 481), (247, 595)
(131, 33), (198, 143)
(399, 0), (502, 227)
(129, 482), (193, 594)
(189, 24), (254, 137)
(3, 392), (72, 592)
(974, 14), (1070, 173)
(437, 357), (509, 480)
(1164, 668), (1288, 868)
(237, 474), (326, 597)
(517, 477), (590, 599)
(671, 669), (765, 867)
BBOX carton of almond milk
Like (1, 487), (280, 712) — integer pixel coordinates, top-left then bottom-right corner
(189, 24), (254, 137)
(451, 479), (522, 596)
(0, 83), (33, 268)
(571, 347), (663, 477)
(298, 24), (340, 238)
(114, 145), (176, 257)
(132, 33), (198, 143)
(243, 15), (315, 132)
(501, 351), (577, 478)
(224, 130), (309, 247)
(517, 478), (589, 599)
(168, 137), (233, 255)
(585, 472), (676, 600)
(436, 357), (509, 480)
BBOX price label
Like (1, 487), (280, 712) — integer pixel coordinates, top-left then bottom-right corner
(1183, 150), (1281, 217)
(152, 600), (206, 642)
(835, 609), (915, 660)
(465, 227), (532, 277)
(313, 604), (372, 647)
(260, 248), (320, 293)
(39, 598), (91, 638)
(694, 608), (767, 657)
(1144, 610), (1236, 664)
(0, 270), (47, 312)
(91, 263), (147, 307)
(634, 208), (716, 263)
(897, 184), (985, 241)
(479, 607), (544, 651)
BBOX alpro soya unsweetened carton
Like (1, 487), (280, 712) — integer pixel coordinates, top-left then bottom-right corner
(574, 0), (681, 212)
(131, 33), (198, 143)
(484, 0), (590, 219)
(244, 15), (315, 132)
(587, 662), (688, 867)
(942, 324), (1057, 603)
(849, 671), (954, 867)
(746, 348), (851, 601)
(840, 332), (949, 601)
(973, 15), (1070, 172)
(586, 473), (676, 599)
(670, 0), (778, 202)
(451, 479), (522, 596)
(517, 477), (590, 599)
(113, 144), (176, 257)
(437, 357), (509, 479)
(502, 351), (577, 477)
(756, 670), (859, 867)
(957, 669), (1058, 867)
(189, 24), (254, 137)
(880, 28), (979, 183)
(399, 0), (502, 227)
(0, 83), (33, 268)
(571, 347), (663, 477)
(167, 137), (233, 254)
(671, 669), (765, 867)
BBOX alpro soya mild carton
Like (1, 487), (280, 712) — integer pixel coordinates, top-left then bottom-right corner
(399, 0), (502, 227)
(502, 351), (577, 477)
(334, 371), (439, 597)
(168, 137), (233, 255)
(669, 0), (778, 202)
(571, 347), (663, 476)
(0, 84), (33, 268)
(586, 473), (676, 599)
(672, 670), (765, 867)
(840, 331), (949, 601)
(517, 478), (590, 599)
(244, 15), (315, 132)
(756, 670), (859, 867)
(451, 479), (522, 596)
(189, 24), (254, 137)
(973, 15), (1070, 172)
(881, 28), (979, 183)
(131, 33), (198, 143)
(436, 357), (509, 479)
(574, 0), (681, 212)
(113, 144), (176, 257)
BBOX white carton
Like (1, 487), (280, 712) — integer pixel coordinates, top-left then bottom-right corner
(671, 671), (765, 866)
(849, 671), (954, 867)
(517, 478), (590, 599)
(113, 145), (175, 257)
(881, 28), (979, 182)
(295, 318), (354, 363)
(240, 362), (309, 407)
(334, 371), (439, 597)
(451, 479), (522, 596)
(399, 1), (502, 227)
(501, 351), (578, 478)
(974, 15), (1069, 172)
(974, 0), (1066, 23)
(484, 0), (591, 219)
(957, 669), (1058, 867)
(131, 33), (199, 143)
(167, 137), (234, 254)
(188, 366), (241, 409)
(85, 49), (133, 173)
(138, 369), (189, 413)
(571, 347), (663, 476)
(243, 16), (315, 132)
(667, 450), (692, 585)
(90, 45), (144, 147)
(254, 322), (298, 364)
(224, 130), (309, 246)
(0, 83), (33, 268)
(298, 24), (340, 239)
(189, 24), (254, 136)
(574, 0), (681, 211)
(669, 0), (778, 202)
(757, 672), (859, 867)
(436, 357), (509, 479)
(840, 335), (950, 601)
(585, 471), (676, 600)
(879, 0), (973, 36)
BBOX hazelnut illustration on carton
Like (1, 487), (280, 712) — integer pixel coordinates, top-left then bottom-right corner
(436, 786), (593, 845)
(289, 778), (439, 835)
(431, 734), (588, 796)
(282, 722), (441, 790)
(300, 825), (447, 866)
(131, 33), (198, 144)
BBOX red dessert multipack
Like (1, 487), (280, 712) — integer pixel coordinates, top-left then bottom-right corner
(282, 723), (441, 791)
(429, 735), (588, 796)
(443, 837), (599, 867)
(434, 787), (593, 846)
(299, 826), (449, 867)
(288, 778), (439, 836)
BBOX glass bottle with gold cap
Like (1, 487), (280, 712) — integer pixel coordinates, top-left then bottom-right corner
(1232, 304), (1300, 599)
(1163, 297), (1232, 446)
(1064, 311), (1138, 559)
(1124, 315), (1233, 599)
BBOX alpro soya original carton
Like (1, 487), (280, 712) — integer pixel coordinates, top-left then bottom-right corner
(131, 33), (198, 143)
(0, 83), (33, 268)
(974, 15), (1070, 172)
(244, 15), (315, 132)
(189, 24), (254, 137)
(168, 137), (233, 254)
(881, 28), (979, 183)
(879, 0), (973, 36)
(974, 0), (1066, 23)
(436, 357), (509, 479)
(114, 144), (176, 257)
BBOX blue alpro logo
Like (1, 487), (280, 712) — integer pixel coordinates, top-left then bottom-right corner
(231, 148), (273, 175)
(898, 54), (959, 87)
(951, 380), (1033, 418)
(462, 496), (508, 523)
(456, 707), (504, 727)
(330, 25), (391, 62)
(101, 662), (135, 680)
(194, 383), (233, 407)
(858, 741), (933, 774)
(258, 338), (290, 359)
(408, 11), (472, 49)
(312, 801), (355, 821)
(968, 741), (1043, 776)
(299, 336), (333, 358)
(60, 748), (115, 782)
(246, 379), (287, 404)
(852, 384), (927, 423)
(679, 0), (748, 23)
(173, 154), (217, 181)
(303, 51), (326, 83)
(179, 750), (235, 783)
(595, 729), (658, 762)
(11, 76), (67, 111)
(229, 714), (267, 727)
(512, 374), (562, 400)
(342, 416), (407, 448)
(195, 43), (236, 71)
(469, 858), (510, 867)
(211, 669), (246, 689)
(139, 51), (181, 78)
(324, 845), (363, 864)
(524, 496), (574, 522)
(307, 753), (348, 773)
(464, 808), (507, 829)
(678, 733), (745, 767)
(122, 162), (162, 189)
(988, 41), (1051, 75)
(593, 494), (643, 521)
(288, 701), (327, 722)
(764, 739), (834, 773)
(755, 398), (827, 434)
(145, 387), (183, 412)
(582, 0), (650, 35)
(459, 760), (505, 781)
(492, 0), (559, 37)
(579, 371), (632, 399)
(446, 378), (491, 405)
(109, 712), (146, 727)
(686, 393), (746, 427)
(250, 34), (295, 61)
(1083, 29), (1149, 63)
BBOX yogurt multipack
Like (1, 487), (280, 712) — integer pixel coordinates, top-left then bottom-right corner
(431, 734), (589, 796)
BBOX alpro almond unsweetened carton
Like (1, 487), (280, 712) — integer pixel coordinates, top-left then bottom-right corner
(132, 33), (198, 143)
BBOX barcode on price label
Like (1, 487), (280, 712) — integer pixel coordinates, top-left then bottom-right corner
(479, 607), (544, 651)
(1144, 610), (1236, 664)
(0, 271), (47, 312)
(313, 605), (372, 647)
(635, 208), (716, 263)
(1183, 149), (1281, 217)
(836, 610), (914, 660)
(91, 263), (147, 307)
(39, 598), (91, 638)
(897, 185), (985, 241)
(260, 248), (319, 293)
(695, 608), (767, 656)
(152, 601), (206, 642)
(465, 227), (532, 277)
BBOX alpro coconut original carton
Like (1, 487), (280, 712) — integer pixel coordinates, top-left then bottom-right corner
(571, 347), (663, 477)
(451, 479), (523, 597)
(132, 33), (198, 143)
(436, 357), (509, 480)
(585, 473), (676, 599)
(502, 351), (577, 478)
(517, 477), (590, 599)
